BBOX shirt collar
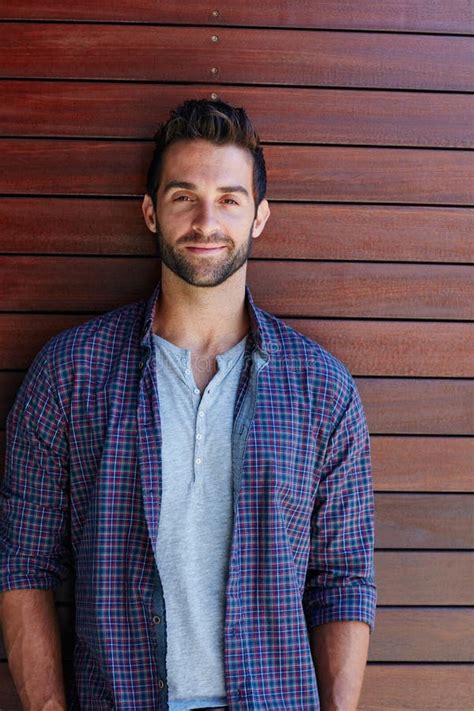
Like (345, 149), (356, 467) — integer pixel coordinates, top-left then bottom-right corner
(140, 279), (272, 362)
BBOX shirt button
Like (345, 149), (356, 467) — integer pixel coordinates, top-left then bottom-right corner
(158, 679), (165, 689)
(151, 614), (161, 625)
(195, 458), (202, 464)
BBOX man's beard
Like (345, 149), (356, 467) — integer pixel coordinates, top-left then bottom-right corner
(155, 218), (255, 288)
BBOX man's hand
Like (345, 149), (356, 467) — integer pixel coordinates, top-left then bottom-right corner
(309, 620), (370, 711)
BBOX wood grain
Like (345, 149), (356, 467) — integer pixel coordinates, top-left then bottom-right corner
(360, 664), (474, 709)
(1, 370), (473, 436)
(369, 609), (474, 661)
(1, 314), (472, 377)
(1, 198), (472, 263)
(0, 606), (472, 662)
(2, 141), (473, 205)
(1, 25), (473, 90)
(1, 1), (472, 33)
(1, 663), (473, 710)
(2, 432), (471, 492)
(0, 0), (474, 34)
(1, 258), (472, 320)
(375, 551), (474, 604)
(376, 494), (474, 548)
(2, 82), (473, 148)
(371, 436), (474, 492)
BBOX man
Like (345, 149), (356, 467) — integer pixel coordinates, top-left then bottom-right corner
(0, 99), (376, 710)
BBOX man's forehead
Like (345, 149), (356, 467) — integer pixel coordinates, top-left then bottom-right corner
(161, 139), (253, 181)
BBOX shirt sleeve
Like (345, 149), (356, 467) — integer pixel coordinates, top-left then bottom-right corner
(302, 377), (377, 632)
(0, 344), (71, 592)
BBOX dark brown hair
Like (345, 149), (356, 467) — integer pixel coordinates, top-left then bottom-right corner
(145, 99), (267, 209)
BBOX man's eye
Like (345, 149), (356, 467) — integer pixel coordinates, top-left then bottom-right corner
(223, 198), (238, 205)
(173, 195), (191, 202)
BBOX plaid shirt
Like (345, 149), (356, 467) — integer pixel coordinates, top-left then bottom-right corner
(1, 280), (376, 709)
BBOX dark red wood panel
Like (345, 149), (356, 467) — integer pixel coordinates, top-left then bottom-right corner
(1, 25), (473, 90)
(1, 198), (472, 263)
(369, 609), (474, 661)
(376, 552), (474, 604)
(371, 436), (474, 492)
(1, 314), (472, 377)
(1, 372), (472, 436)
(0, 1), (472, 33)
(291, 320), (474, 378)
(1, 663), (472, 711)
(358, 379), (474, 435)
(1, 605), (471, 662)
(361, 665), (474, 709)
(2, 141), (473, 205)
(376, 494), (473, 548)
(3, 432), (472, 493)
(1, 257), (472, 320)
(2, 82), (473, 148)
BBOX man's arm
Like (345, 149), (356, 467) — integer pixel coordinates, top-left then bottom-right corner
(309, 621), (370, 711)
(303, 376), (377, 705)
(0, 589), (66, 711)
(0, 344), (71, 710)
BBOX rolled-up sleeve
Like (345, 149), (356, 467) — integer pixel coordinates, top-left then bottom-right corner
(0, 345), (71, 592)
(303, 378), (377, 632)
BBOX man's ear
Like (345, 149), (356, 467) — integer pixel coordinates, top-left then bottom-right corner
(252, 199), (270, 239)
(142, 194), (157, 233)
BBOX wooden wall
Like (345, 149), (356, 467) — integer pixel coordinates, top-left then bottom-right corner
(0, 2), (473, 708)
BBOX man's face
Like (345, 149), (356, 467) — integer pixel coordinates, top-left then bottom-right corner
(142, 139), (269, 288)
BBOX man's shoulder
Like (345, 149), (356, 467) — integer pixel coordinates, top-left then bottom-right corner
(36, 298), (145, 374)
(256, 306), (357, 422)
(258, 306), (353, 387)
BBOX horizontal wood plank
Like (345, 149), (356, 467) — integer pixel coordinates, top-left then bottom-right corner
(45, 553), (474, 606)
(369, 609), (474, 661)
(358, 378), (474, 435)
(360, 664), (474, 709)
(1, 371), (473, 436)
(73, 552), (474, 605)
(1, 25), (473, 91)
(376, 552), (474, 605)
(1, 258), (472, 320)
(2, 82), (473, 149)
(2, 432), (471, 492)
(1, 314), (472, 377)
(2, 141), (473, 206)
(1, 606), (472, 662)
(371, 436), (474, 492)
(1, 1), (473, 33)
(1, 662), (472, 710)
(376, 494), (473, 548)
(1, 198), (472, 264)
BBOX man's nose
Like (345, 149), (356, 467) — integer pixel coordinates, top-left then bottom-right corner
(191, 202), (220, 237)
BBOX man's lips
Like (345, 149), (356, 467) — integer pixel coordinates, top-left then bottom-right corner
(185, 245), (227, 253)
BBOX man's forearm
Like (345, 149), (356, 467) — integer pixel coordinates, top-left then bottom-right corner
(0, 589), (66, 711)
(309, 620), (370, 711)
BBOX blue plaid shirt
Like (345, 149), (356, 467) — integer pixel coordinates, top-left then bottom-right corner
(1, 280), (376, 709)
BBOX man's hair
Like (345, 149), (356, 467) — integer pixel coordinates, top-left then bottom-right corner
(145, 99), (267, 209)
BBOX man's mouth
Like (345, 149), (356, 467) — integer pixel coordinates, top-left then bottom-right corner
(185, 245), (227, 254)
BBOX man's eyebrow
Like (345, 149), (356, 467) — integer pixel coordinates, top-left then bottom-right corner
(162, 181), (250, 198)
(163, 180), (196, 194)
(217, 185), (250, 198)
